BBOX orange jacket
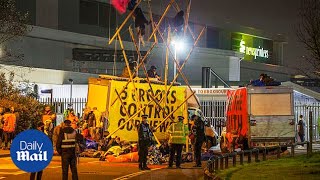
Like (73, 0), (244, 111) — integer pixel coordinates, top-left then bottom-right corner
(3, 113), (16, 133)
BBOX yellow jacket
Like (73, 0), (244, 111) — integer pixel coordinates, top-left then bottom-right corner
(167, 122), (189, 144)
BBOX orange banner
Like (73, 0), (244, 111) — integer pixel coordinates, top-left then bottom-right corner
(226, 88), (248, 138)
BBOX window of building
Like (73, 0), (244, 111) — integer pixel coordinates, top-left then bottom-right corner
(79, 0), (99, 26)
(99, 2), (116, 28)
(206, 26), (219, 49)
(79, 0), (117, 29)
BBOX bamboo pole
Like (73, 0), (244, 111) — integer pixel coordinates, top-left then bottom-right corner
(165, 27), (171, 107)
(108, 0), (142, 45)
(106, 92), (163, 139)
(117, 33), (134, 81)
(147, 0), (157, 43)
(129, 26), (156, 99)
(148, 0), (175, 41)
(156, 26), (205, 107)
(154, 91), (196, 130)
(110, 40), (157, 107)
(117, 33), (141, 110)
(115, 89), (136, 131)
(184, 0), (191, 35)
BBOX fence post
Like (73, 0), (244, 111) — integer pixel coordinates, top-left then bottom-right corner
(233, 153), (236, 167)
(225, 156), (229, 169)
(240, 151), (244, 165)
(309, 110), (313, 155)
(291, 145), (295, 157)
(215, 158), (219, 171)
(255, 149), (259, 162)
(248, 151), (252, 163)
(220, 157), (224, 170)
(263, 148), (267, 161)
(277, 146), (281, 159)
(211, 160), (215, 173)
(307, 141), (311, 157)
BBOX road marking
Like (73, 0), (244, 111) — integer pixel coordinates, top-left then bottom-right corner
(114, 167), (163, 180)
(0, 171), (25, 175)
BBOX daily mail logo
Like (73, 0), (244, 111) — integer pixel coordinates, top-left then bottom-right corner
(10, 130), (53, 173)
(16, 141), (48, 161)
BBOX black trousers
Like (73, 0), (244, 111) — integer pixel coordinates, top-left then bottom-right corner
(3, 132), (13, 148)
(61, 153), (78, 180)
(194, 140), (203, 166)
(169, 144), (183, 167)
(138, 140), (149, 168)
(30, 171), (43, 180)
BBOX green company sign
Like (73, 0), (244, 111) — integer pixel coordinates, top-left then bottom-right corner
(232, 33), (274, 64)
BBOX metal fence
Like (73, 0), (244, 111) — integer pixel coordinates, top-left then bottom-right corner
(294, 102), (320, 141)
(39, 98), (87, 116)
(200, 99), (227, 136)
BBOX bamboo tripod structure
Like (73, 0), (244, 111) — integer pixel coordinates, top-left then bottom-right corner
(106, 0), (205, 145)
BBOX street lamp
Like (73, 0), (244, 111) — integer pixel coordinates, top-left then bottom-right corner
(172, 39), (185, 79)
(68, 79), (73, 105)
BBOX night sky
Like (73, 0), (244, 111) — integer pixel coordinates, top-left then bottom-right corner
(150, 0), (305, 72)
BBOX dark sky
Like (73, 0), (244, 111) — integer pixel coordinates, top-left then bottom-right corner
(151, 0), (306, 71)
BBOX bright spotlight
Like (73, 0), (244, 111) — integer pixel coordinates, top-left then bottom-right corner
(172, 39), (185, 52)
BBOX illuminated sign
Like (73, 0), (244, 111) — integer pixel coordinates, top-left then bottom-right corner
(232, 33), (274, 64)
(239, 40), (269, 59)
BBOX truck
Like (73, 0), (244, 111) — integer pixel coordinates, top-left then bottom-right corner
(220, 86), (295, 152)
(86, 75), (202, 143)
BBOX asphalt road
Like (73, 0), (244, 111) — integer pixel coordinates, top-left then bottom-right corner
(0, 156), (204, 180)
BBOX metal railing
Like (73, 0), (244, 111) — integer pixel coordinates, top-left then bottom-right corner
(204, 142), (312, 180)
(39, 97), (87, 116)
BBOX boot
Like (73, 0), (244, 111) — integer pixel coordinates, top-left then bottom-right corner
(143, 163), (150, 170)
(139, 163), (143, 170)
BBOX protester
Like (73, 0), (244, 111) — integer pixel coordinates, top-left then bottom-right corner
(42, 106), (56, 125)
(159, 141), (170, 156)
(10, 106), (19, 139)
(298, 115), (306, 146)
(167, 116), (189, 169)
(44, 114), (55, 141)
(56, 119), (81, 180)
(2, 108), (16, 150)
(81, 123), (91, 139)
(30, 122), (45, 180)
(121, 62), (137, 78)
(138, 115), (153, 170)
(191, 114), (205, 167)
(147, 66), (161, 80)
(93, 107), (102, 139)
(67, 109), (79, 130)
(172, 10), (184, 35)
(250, 73), (266, 86)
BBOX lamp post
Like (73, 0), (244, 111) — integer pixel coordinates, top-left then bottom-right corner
(68, 79), (73, 105)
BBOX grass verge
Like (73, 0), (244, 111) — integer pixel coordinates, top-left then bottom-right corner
(217, 152), (320, 180)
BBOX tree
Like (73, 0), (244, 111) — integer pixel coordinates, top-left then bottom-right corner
(0, 72), (45, 133)
(0, 0), (29, 62)
(296, 0), (320, 77)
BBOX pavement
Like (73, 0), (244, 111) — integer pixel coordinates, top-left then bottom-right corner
(0, 150), (10, 158)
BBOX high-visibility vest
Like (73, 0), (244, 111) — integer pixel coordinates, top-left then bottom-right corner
(61, 130), (76, 149)
(167, 122), (189, 144)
